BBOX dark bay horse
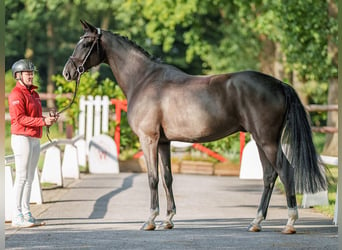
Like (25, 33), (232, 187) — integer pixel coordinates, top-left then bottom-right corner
(63, 20), (327, 234)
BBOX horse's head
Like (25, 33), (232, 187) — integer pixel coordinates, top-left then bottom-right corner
(63, 20), (104, 81)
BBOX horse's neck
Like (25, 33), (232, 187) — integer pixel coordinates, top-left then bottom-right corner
(103, 35), (154, 99)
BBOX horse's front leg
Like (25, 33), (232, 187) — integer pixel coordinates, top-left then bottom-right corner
(139, 134), (160, 231)
(158, 141), (176, 229)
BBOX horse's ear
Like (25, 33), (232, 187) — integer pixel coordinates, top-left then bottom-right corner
(80, 20), (97, 33)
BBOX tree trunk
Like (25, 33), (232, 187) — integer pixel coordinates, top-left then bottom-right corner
(46, 21), (56, 108)
(259, 36), (275, 76)
(273, 42), (285, 80)
(101, 15), (110, 30)
(322, 0), (338, 156)
(291, 70), (308, 105)
(323, 77), (338, 156)
(259, 38), (285, 82)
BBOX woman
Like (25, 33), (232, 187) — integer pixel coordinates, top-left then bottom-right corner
(8, 59), (58, 227)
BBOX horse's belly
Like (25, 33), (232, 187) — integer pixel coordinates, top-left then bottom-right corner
(161, 112), (238, 142)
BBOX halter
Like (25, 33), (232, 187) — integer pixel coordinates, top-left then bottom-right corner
(68, 28), (102, 77)
(46, 28), (102, 142)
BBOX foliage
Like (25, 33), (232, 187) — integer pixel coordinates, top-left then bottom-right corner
(118, 0), (261, 73)
(273, 1), (335, 82)
(5, 0), (337, 89)
(53, 70), (139, 152)
(5, 70), (16, 94)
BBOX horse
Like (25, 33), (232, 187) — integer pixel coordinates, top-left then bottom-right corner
(63, 20), (327, 234)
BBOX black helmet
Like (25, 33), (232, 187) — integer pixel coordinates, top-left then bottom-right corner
(12, 59), (35, 79)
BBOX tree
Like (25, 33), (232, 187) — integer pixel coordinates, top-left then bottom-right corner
(5, 0), (83, 107)
(116, 0), (337, 155)
(5, 0), (337, 155)
(5, 0), (120, 107)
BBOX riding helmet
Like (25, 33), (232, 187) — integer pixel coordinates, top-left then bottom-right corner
(12, 59), (35, 79)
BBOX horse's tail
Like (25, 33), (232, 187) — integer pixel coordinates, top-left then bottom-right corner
(277, 84), (327, 194)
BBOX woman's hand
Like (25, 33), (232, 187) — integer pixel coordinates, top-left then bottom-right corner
(44, 116), (58, 126)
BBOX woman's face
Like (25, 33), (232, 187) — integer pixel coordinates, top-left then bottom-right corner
(20, 71), (34, 86)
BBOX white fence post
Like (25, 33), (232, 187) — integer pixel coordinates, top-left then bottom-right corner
(102, 96), (109, 134)
(94, 95), (102, 136)
(5, 166), (14, 222)
(239, 138), (263, 179)
(302, 191), (329, 208)
(30, 168), (43, 204)
(75, 139), (87, 167)
(78, 95), (86, 136)
(88, 134), (119, 174)
(86, 95), (94, 147)
(41, 146), (63, 186)
(62, 144), (80, 179)
(334, 186), (338, 225)
(302, 155), (337, 209)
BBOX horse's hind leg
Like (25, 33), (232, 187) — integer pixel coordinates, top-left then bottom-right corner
(278, 159), (298, 234)
(158, 141), (176, 229)
(248, 144), (278, 232)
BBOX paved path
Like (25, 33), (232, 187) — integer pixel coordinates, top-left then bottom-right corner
(5, 173), (337, 249)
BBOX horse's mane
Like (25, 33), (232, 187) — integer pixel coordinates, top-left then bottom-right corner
(111, 32), (162, 63)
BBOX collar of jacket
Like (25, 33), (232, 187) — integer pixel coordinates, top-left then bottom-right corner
(16, 81), (38, 92)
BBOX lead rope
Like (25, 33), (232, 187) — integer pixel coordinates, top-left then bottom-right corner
(46, 28), (102, 142)
(46, 75), (80, 143)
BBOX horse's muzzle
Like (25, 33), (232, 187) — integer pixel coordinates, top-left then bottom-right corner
(63, 60), (76, 81)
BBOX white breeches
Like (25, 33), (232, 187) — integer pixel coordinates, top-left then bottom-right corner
(11, 134), (40, 217)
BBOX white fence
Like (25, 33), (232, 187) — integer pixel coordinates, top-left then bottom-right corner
(5, 95), (118, 222)
(77, 95), (119, 174)
(5, 135), (84, 222)
(78, 95), (110, 146)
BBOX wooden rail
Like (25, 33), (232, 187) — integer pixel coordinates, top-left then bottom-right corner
(306, 104), (338, 112)
(311, 126), (338, 133)
(306, 104), (338, 133)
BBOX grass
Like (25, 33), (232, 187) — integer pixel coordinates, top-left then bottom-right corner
(41, 182), (59, 189)
(316, 165), (338, 217)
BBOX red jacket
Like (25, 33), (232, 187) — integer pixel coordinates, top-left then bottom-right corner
(8, 82), (45, 138)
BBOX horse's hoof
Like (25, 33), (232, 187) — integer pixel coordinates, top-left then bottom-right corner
(158, 221), (174, 230)
(247, 224), (261, 232)
(140, 221), (156, 231)
(282, 225), (296, 234)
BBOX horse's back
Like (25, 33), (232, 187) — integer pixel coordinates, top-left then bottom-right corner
(227, 70), (285, 98)
(129, 68), (287, 143)
(158, 70), (286, 142)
